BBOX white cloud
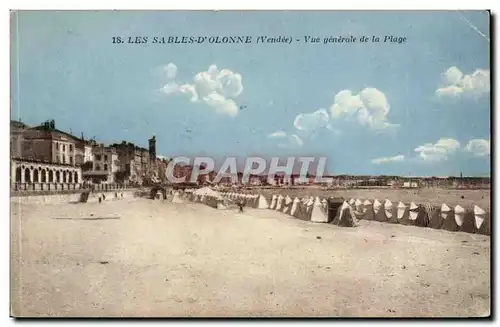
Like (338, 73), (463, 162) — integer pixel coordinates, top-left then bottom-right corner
(289, 88), (394, 140)
(436, 66), (490, 98)
(330, 88), (398, 130)
(289, 134), (304, 147)
(443, 66), (464, 85)
(435, 85), (464, 97)
(267, 130), (287, 138)
(161, 63), (244, 117)
(164, 63), (178, 80)
(178, 84), (198, 102)
(294, 109), (330, 132)
(162, 82), (199, 102)
(376, 137), (490, 164)
(372, 155), (405, 164)
(267, 130), (303, 148)
(465, 139), (490, 157)
(414, 138), (460, 162)
(193, 65), (244, 99)
(162, 82), (180, 94)
(217, 69), (244, 98)
(203, 93), (238, 117)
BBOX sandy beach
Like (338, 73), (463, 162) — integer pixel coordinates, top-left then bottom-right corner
(11, 197), (491, 317)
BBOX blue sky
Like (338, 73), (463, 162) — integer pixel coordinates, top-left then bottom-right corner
(11, 10), (491, 176)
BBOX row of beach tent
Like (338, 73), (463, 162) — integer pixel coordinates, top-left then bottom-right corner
(175, 188), (490, 236)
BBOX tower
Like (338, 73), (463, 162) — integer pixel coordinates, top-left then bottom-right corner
(148, 135), (156, 164)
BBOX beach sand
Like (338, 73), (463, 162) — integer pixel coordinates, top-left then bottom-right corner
(10, 198), (490, 317)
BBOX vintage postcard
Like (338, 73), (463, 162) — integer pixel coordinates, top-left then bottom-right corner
(10, 10), (491, 318)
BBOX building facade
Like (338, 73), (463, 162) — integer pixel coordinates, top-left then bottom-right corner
(11, 158), (82, 190)
(14, 120), (81, 166)
(109, 141), (151, 184)
(82, 144), (119, 184)
(10, 119), (164, 188)
(10, 120), (85, 190)
(10, 120), (27, 158)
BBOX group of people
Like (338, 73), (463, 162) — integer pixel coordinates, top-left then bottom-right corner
(98, 192), (123, 204)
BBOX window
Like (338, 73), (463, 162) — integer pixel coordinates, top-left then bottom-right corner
(96, 165), (100, 171)
(95, 154), (101, 161)
(62, 156), (66, 164)
(69, 144), (73, 152)
(104, 164), (108, 171)
(104, 155), (108, 161)
(63, 144), (66, 151)
(69, 157), (73, 165)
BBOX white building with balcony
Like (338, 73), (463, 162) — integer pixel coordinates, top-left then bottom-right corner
(82, 144), (119, 184)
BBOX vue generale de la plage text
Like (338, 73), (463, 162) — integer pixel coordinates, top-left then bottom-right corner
(112, 35), (408, 45)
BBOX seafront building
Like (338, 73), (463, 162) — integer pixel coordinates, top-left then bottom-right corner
(10, 120), (490, 191)
(10, 119), (159, 190)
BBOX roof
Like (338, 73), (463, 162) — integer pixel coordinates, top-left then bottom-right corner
(11, 120), (29, 129)
(109, 142), (149, 152)
(28, 125), (84, 143)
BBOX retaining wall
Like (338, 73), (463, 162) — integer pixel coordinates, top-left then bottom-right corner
(10, 189), (138, 205)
